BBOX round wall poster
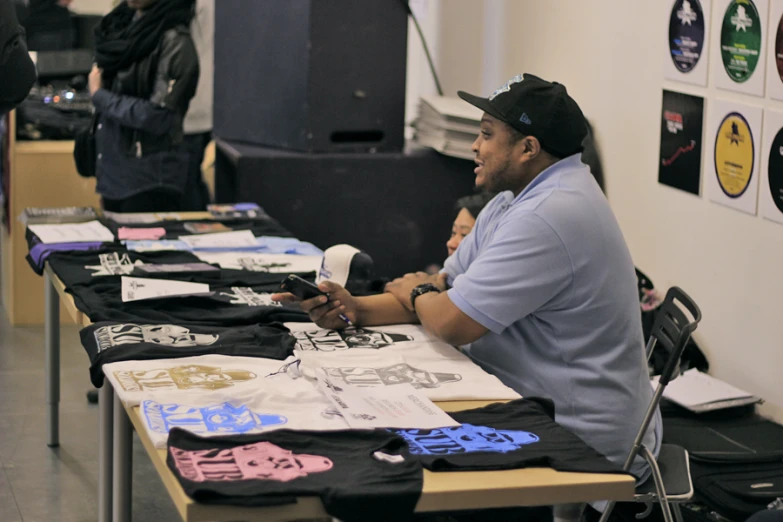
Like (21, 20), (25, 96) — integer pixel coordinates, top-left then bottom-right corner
(669, 0), (705, 72)
(767, 127), (783, 213)
(721, 0), (762, 83)
(715, 112), (755, 198)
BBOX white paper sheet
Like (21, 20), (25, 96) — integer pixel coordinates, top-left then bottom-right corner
(652, 368), (757, 408)
(121, 276), (211, 302)
(317, 372), (459, 429)
(28, 220), (115, 244)
(178, 230), (257, 249)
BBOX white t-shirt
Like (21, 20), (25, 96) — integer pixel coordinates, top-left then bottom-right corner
(284, 323), (439, 352)
(288, 324), (520, 402)
(196, 253), (323, 274)
(138, 385), (349, 448)
(102, 354), (298, 406)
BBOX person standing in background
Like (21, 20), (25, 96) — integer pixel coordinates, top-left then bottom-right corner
(89, 0), (199, 213)
(180, 0), (213, 211)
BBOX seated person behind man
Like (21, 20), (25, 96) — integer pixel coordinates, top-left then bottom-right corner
(273, 73), (660, 481)
(426, 192), (495, 275)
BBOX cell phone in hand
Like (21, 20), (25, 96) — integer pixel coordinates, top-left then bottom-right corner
(280, 274), (327, 300)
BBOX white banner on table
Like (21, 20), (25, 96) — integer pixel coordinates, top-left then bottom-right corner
(178, 230), (257, 249)
(28, 220), (115, 244)
(317, 372), (459, 430)
(121, 276), (211, 302)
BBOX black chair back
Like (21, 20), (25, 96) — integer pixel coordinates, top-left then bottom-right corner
(649, 287), (702, 387)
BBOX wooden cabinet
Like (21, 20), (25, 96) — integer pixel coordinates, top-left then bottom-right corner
(1, 111), (101, 324)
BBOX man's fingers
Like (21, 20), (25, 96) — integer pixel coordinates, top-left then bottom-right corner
(270, 292), (297, 303)
(318, 280), (342, 294)
(436, 272), (449, 291)
(300, 295), (329, 313)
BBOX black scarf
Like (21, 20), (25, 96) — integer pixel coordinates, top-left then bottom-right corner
(94, 0), (194, 75)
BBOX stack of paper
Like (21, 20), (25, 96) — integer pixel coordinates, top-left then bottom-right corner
(19, 207), (97, 225)
(652, 369), (761, 413)
(28, 220), (115, 244)
(413, 95), (482, 160)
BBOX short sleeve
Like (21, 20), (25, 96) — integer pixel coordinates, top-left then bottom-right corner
(443, 193), (504, 286)
(447, 212), (573, 334)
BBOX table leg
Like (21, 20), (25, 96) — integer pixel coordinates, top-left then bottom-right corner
(44, 271), (60, 447)
(112, 394), (132, 522)
(99, 384), (114, 522)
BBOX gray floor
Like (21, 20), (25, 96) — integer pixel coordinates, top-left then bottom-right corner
(0, 305), (180, 522)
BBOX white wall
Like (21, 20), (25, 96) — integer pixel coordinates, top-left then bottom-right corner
(494, 0), (783, 419)
(439, 0), (783, 421)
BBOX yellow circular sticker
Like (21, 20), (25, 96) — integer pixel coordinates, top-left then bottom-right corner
(714, 112), (754, 198)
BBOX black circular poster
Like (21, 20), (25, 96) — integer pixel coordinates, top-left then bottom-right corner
(768, 127), (783, 213)
(669, 0), (706, 72)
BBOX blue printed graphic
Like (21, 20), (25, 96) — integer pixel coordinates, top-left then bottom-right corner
(142, 401), (287, 434)
(391, 424), (539, 455)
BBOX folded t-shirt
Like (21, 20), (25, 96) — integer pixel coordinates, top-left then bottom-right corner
(294, 337), (520, 402)
(69, 278), (309, 327)
(81, 322), (297, 387)
(390, 398), (625, 475)
(47, 247), (202, 287)
(166, 428), (422, 522)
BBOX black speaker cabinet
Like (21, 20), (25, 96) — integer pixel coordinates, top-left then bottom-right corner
(215, 140), (477, 278)
(214, 0), (408, 153)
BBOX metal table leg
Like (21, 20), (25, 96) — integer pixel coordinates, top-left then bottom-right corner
(99, 384), (114, 522)
(112, 394), (132, 522)
(44, 271), (60, 447)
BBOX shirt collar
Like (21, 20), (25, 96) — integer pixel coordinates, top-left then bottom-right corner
(510, 153), (583, 205)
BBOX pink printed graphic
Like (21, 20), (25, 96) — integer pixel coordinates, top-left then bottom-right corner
(170, 441), (333, 483)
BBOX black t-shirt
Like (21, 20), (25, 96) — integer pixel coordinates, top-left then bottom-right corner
(69, 277), (309, 327)
(389, 398), (625, 475)
(81, 321), (296, 387)
(166, 428), (422, 522)
(47, 247), (203, 287)
(47, 247), (306, 288)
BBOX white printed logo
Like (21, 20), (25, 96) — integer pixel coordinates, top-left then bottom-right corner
(86, 253), (143, 276)
(731, 5), (752, 32)
(94, 324), (218, 352)
(489, 74), (524, 101)
(219, 287), (280, 307)
(677, 0), (697, 25)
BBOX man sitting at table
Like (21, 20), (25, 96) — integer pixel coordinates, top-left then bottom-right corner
(273, 74), (661, 495)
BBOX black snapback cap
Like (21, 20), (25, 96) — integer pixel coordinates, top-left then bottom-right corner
(458, 73), (588, 158)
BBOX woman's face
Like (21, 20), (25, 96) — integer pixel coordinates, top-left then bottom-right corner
(446, 208), (476, 257)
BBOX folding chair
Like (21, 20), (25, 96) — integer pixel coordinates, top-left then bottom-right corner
(599, 286), (702, 522)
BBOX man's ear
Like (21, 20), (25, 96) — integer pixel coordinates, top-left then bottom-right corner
(524, 137), (543, 159)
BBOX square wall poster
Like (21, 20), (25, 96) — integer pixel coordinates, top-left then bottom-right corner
(659, 90), (705, 195)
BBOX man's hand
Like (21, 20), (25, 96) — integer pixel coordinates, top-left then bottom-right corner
(271, 281), (358, 330)
(385, 271), (448, 312)
(88, 65), (103, 97)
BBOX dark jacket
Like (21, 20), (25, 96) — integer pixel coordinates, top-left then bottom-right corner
(0, 0), (37, 114)
(93, 25), (199, 201)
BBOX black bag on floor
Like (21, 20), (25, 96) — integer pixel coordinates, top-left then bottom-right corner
(663, 410), (783, 521)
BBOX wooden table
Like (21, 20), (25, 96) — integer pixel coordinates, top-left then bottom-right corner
(43, 267), (635, 522)
(125, 400), (634, 522)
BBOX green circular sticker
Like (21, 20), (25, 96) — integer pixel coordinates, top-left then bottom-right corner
(721, 0), (762, 83)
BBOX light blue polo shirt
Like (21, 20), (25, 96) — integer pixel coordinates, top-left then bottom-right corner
(444, 154), (661, 480)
